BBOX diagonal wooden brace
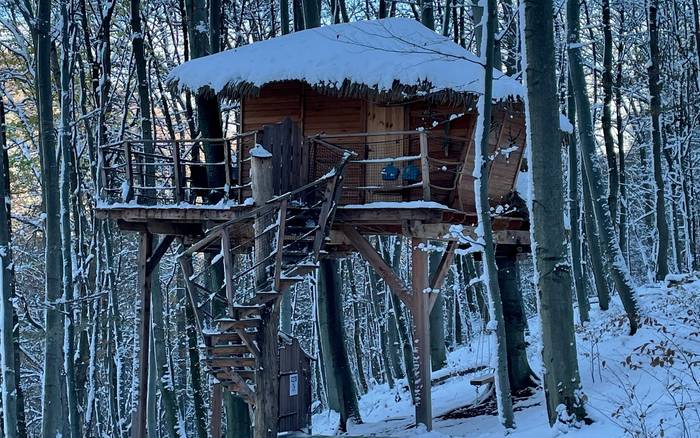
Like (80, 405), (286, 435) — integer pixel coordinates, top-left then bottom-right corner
(343, 226), (412, 306)
(427, 240), (458, 310)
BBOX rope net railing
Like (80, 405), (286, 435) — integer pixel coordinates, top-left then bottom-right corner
(98, 132), (257, 207)
(308, 131), (468, 206)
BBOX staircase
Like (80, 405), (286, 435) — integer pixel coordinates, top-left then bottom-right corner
(178, 156), (348, 405)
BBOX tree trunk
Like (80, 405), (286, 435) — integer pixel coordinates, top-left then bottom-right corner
(422, 0), (435, 30)
(524, 0), (587, 424)
(616, 7), (628, 263)
(474, 0), (513, 427)
(303, 0), (320, 29)
(647, 0), (670, 281)
(0, 89), (19, 438)
(317, 259), (362, 430)
(37, 0), (66, 433)
(428, 249), (447, 371)
(567, 80), (591, 323)
(568, 0), (640, 334)
(497, 257), (537, 393)
(58, 2), (80, 436)
(346, 261), (368, 394)
(602, 0), (619, 226)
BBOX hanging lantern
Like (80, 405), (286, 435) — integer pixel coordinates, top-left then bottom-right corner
(381, 163), (400, 181)
(402, 164), (421, 183)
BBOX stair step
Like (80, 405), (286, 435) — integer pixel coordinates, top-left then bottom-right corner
(204, 332), (241, 346)
(206, 356), (257, 368)
(230, 304), (265, 318)
(284, 263), (317, 277)
(215, 317), (262, 331)
(250, 291), (280, 305)
(205, 345), (251, 355)
(213, 369), (255, 382)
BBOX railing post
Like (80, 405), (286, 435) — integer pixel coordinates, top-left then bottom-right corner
(123, 140), (134, 202)
(220, 229), (235, 316)
(172, 140), (184, 204)
(237, 140), (244, 204)
(223, 139), (232, 200)
(419, 131), (431, 201)
(273, 199), (288, 292)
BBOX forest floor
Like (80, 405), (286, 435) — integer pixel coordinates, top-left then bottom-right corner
(312, 274), (700, 437)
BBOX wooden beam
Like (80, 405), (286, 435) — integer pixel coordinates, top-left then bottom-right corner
(428, 240), (457, 309)
(211, 383), (222, 438)
(132, 232), (153, 438)
(411, 237), (433, 430)
(146, 235), (175, 275)
(343, 226), (412, 305)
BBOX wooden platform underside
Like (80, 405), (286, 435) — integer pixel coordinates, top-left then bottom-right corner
(96, 205), (530, 249)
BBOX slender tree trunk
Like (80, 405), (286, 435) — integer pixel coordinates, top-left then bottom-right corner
(346, 261), (369, 394)
(602, 0), (619, 226)
(0, 93), (19, 438)
(37, 0), (66, 433)
(568, 0), (640, 334)
(474, 0), (513, 427)
(616, 7), (628, 263)
(647, 0), (670, 281)
(59, 2), (80, 436)
(567, 80), (591, 323)
(523, 0), (587, 424)
(428, 249), (447, 371)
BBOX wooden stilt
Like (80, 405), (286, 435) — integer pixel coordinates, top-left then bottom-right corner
(251, 143), (279, 438)
(344, 227), (436, 431)
(211, 383), (223, 438)
(411, 237), (432, 430)
(133, 231), (153, 438)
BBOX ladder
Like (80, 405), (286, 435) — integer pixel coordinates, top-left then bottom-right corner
(178, 157), (348, 405)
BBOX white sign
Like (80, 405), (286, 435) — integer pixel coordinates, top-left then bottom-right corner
(289, 373), (299, 396)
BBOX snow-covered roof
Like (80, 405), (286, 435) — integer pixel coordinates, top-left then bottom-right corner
(167, 18), (524, 104)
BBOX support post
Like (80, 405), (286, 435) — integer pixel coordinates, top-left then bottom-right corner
(411, 237), (432, 430)
(223, 138), (232, 199)
(124, 140), (134, 202)
(211, 383), (223, 438)
(133, 232), (153, 438)
(172, 140), (184, 203)
(251, 143), (279, 437)
(419, 132), (431, 200)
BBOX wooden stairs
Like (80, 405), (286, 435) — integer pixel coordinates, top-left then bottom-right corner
(178, 158), (348, 406)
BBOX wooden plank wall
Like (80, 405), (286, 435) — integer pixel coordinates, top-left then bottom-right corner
(240, 81), (527, 212)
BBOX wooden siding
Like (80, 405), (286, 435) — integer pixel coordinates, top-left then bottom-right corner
(240, 81), (526, 213)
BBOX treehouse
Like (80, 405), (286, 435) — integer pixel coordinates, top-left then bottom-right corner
(96, 18), (536, 435)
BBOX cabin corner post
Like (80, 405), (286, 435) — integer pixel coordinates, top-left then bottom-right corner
(419, 131), (431, 201)
(132, 231), (153, 438)
(411, 236), (433, 430)
(250, 145), (280, 437)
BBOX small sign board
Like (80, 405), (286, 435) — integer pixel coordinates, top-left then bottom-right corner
(289, 373), (299, 396)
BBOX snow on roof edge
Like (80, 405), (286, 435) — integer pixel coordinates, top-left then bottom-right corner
(167, 18), (525, 104)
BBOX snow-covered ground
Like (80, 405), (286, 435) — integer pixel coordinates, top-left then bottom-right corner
(313, 274), (700, 437)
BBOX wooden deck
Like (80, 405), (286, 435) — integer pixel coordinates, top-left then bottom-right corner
(97, 202), (530, 253)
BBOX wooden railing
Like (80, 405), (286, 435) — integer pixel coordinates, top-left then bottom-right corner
(98, 132), (257, 207)
(307, 130), (467, 206)
(178, 154), (350, 327)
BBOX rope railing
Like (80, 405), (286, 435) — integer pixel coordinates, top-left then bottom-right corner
(98, 132), (257, 206)
(307, 131), (467, 206)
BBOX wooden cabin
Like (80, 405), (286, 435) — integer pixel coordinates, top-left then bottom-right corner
(96, 18), (542, 436)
